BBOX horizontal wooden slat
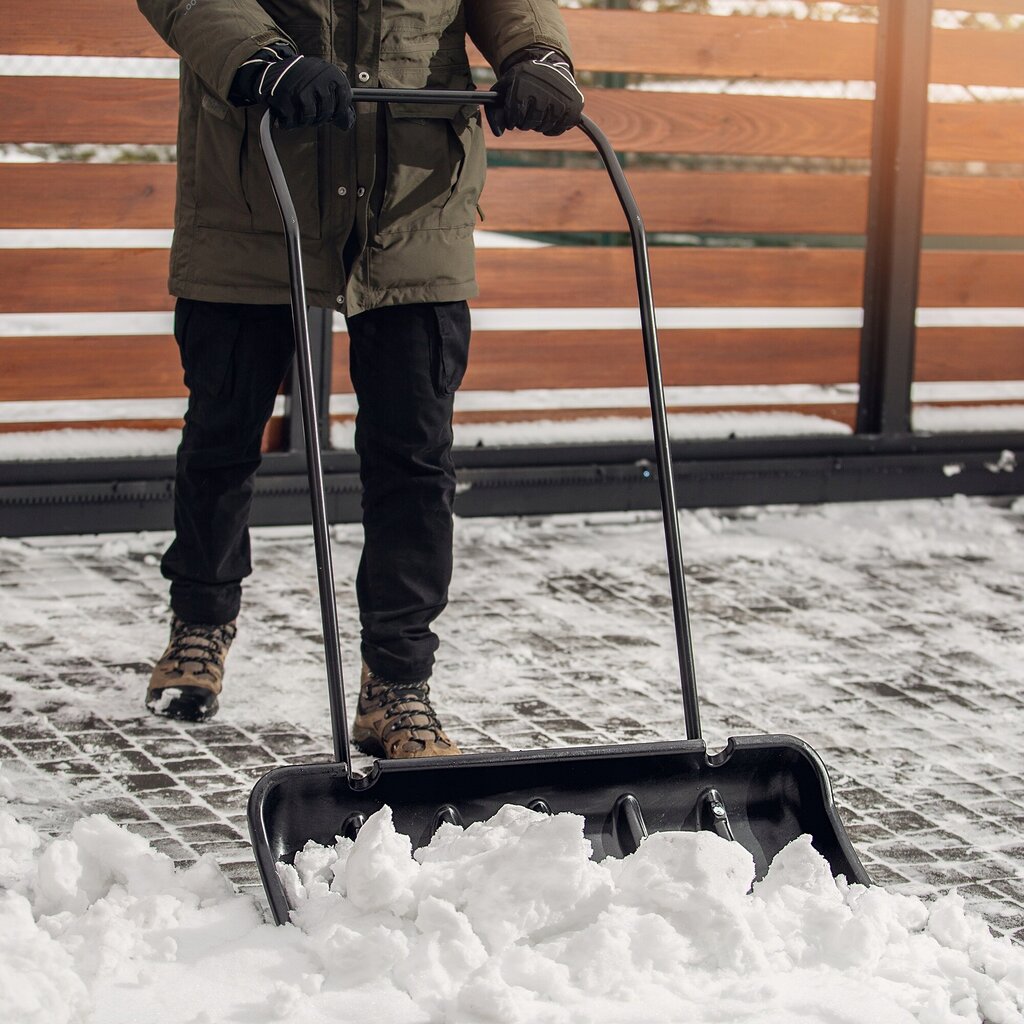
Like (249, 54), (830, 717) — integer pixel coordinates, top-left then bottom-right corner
(9, 2), (1022, 87)
(10, 78), (1021, 164)
(5, 165), (1022, 238)
(923, 177), (1024, 237)
(0, 78), (179, 144)
(329, 329), (860, 393)
(482, 169), (870, 234)
(0, 164), (178, 229)
(1, 164), (869, 234)
(915, 328), (1024, 381)
(499, 11), (876, 80)
(0, 336), (183, 400)
(926, 102), (1024, 164)
(3, 248), (1021, 313)
(4, 326), (1016, 407)
(482, 172), (1017, 237)
(10, 0), (174, 57)
(475, 250), (1024, 309)
(931, 27), (1024, 89)
(0, 247), (866, 311)
(0, 79), (875, 158)
(11, 3), (876, 79)
(0, 418), (185, 433)
(934, 0), (1024, 13)
(0, 250), (172, 312)
(918, 251), (1024, 306)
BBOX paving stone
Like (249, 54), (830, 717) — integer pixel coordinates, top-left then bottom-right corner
(206, 744), (277, 767)
(197, 788), (249, 813)
(162, 757), (225, 774)
(87, 798), (153, 823)
(258, 733), (321, 756)
(177, 822), (246, 844)
(123, 772), (179, 792)
(189, 841), (253, 858)
(157, 804), (221, 826)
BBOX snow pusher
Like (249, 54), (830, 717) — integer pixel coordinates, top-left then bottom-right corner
(248, 94), (870, 925)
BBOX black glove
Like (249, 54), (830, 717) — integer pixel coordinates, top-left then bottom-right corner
(486, 47), (584, 138)
(230, 44), (355, 131)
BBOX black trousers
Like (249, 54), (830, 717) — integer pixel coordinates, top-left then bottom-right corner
(161, 297), (471, 683)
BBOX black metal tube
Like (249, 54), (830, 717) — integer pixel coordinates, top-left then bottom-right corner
(350, 88), (491, 105)
(260, 110), (352, 772)
(577, 116), (702, 741)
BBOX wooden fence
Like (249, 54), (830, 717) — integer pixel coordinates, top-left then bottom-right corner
(1, 0), (1022, 452)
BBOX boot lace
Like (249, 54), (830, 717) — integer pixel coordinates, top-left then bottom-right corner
(366, 678), (447, 746)
(164, 619), (236, 680)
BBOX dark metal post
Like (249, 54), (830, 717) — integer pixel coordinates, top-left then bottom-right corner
(857, 0), (934, 436)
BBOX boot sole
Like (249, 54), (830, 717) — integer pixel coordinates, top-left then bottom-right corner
(351, 725), (387, 758)
(146, 687), (219, 723)
(350, 724), (462, 759)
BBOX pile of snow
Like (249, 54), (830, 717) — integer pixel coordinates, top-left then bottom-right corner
(2, 764), (1022, 1024)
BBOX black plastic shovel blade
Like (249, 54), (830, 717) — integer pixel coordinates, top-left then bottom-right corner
(248, 735), (869, 925)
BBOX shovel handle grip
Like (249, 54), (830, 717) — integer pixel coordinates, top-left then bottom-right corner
(351, 87), (493, 105)
(260, 93), (702, 771)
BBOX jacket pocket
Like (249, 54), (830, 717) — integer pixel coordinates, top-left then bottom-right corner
(377, 103), (483, 236)
(381, 0), (461, 51)
(241, 108), (323, 240)
(193, 90), (322, 239)
(194, 92), (252, 232)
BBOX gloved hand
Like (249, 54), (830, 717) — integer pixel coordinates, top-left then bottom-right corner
(486, 47), (584, 138)
(230, 44), (355, 130)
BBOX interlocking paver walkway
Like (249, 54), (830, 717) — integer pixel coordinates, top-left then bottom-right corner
(1, 497), (1022, 941)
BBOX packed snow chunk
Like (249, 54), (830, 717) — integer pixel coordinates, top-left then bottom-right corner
(392, 896), (490, 1016)
(412, 803), (614, 953)
(0, 807), (41, 883)
(343, 805), (420, 916)
(33, 813), (227, 917)
(609, 829), (762, 971)
(0, 891), (90, 1024)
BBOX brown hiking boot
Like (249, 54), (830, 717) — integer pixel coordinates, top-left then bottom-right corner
(351, 663), (462, 759)
(145, 616), (237, 722)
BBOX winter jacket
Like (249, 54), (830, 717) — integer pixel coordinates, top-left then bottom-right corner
(137, 0), (572, 315)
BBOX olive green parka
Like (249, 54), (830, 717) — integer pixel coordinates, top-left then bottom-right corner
(137, 0), (572, 315)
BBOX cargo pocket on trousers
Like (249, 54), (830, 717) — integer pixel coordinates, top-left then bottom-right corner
(430, 301), (471, 398)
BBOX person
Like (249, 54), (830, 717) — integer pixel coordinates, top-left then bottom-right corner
(136, 1), (583, 757)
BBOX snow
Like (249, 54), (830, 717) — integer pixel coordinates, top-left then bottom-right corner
(333, 410), (851, 450)
(915, 406), (1024, 434)
(0, 429), (183, 461)
(2, 765), (1022, 1024)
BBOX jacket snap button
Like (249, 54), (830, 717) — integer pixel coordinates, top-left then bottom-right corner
(357, 186), (365, 198)
(336, 295), (345, 306)
(357, 71), (370, 83)
(337, 186), (347, 196)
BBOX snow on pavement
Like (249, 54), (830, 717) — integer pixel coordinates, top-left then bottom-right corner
(1, 496), (1023, 1020)
(3, 768), (1023, 1024)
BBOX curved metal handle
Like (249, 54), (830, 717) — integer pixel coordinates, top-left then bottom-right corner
(260, 92), (702, 769)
